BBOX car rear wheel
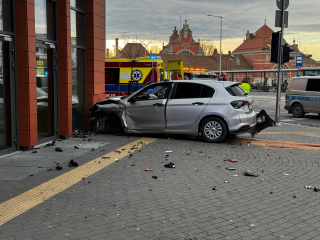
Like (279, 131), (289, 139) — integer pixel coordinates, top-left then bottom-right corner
(291, 103), (305, 118)
(200, 117), (228, 143)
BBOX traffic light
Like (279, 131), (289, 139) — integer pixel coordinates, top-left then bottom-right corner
(271, 32), (280, 63)
(282, 44), (294, 63)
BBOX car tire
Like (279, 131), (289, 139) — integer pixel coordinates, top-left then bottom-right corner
(108, 115), (125, 135)
(200, 117), (228, 143)
(291, 103), (305, 118)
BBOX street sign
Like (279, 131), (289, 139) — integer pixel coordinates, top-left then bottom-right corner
(275, 10), (288, 28)
(276, 0), (289, 10)
(296, 56), (303, 67)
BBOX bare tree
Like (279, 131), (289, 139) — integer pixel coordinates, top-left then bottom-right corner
(200, 40), (217, 56)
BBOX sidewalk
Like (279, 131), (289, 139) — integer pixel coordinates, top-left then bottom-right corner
(1, 123), (320, 239)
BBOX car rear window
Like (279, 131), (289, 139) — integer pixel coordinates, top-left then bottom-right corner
(226, 85), (247, 96)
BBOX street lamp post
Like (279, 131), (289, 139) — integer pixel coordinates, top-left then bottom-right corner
(207, 15), (223, 77)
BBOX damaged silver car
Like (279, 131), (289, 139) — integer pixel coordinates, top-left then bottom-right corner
(89, 80), (275, 143)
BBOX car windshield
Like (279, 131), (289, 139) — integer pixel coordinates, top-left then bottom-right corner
(226, 85), (247, 96)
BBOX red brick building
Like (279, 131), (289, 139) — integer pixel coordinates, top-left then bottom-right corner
(232, 24), (317, 84)
(160, 20), (204, 56)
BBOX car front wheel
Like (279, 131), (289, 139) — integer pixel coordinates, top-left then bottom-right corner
(200, 117), (228, 143)
(291, 103), (305, 118)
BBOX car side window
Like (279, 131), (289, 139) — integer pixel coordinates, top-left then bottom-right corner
(306, 79), (320, 92)
(173, 83), (214, 99)
(134, 83), (170, 101)
(201, 85), (215, 98)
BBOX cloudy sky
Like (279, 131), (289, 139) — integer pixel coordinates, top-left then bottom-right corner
(105, 0), (320, 60)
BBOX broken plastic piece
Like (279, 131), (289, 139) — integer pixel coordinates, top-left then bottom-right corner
(212, 186), (218, 190)
(56, 164), (63, 170)
(152, 176), (158, 179)
(145, 168), (153, 172)
(68, 159), (78, 167)
(226, 167), (236, 171)
(164, 162), (175, 168)
(32, 150), (37, 153)
(244, 170), (259, 177)
(225, 158), (237, 162)
(305, 186), (313, 189)
(314, 188), (320, 192)
(55, 147), (63, 152)
(45, 141), (55, 148)
(165, 150), (172, 153)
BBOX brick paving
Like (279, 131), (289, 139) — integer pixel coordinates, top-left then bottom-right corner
(1, 124), (320, 239)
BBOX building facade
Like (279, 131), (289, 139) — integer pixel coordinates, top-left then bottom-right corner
(160, 20), (204, 56)
(232, 24), (317, 85)
(0, 0), (106, 155)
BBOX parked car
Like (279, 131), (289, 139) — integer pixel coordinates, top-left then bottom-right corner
(285, 76), (320, 117)
(90, 80), (274, 142)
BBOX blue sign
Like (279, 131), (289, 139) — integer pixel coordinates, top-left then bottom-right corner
(296, 56), (303, 67)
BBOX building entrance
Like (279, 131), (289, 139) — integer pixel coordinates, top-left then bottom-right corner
(36, 42), (58, 141)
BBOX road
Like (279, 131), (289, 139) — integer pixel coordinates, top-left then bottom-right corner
(250, 91), (320, 127)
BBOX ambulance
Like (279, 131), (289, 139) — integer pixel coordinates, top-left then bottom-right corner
(104, 56), (184, 98)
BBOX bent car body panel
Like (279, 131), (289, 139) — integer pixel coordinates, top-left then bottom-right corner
(125, 99), (167, 130)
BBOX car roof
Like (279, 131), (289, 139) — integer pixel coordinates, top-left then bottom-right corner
(166, 80), (240, 87)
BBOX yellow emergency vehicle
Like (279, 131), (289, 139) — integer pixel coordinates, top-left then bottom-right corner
(105, 56), (184, 98)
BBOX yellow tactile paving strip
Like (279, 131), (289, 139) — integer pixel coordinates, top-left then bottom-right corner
(0, 137), (157, 226)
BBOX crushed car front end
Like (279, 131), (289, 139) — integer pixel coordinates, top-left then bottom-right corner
(89, 97), (127, 135)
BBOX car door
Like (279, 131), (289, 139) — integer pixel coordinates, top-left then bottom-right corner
(166, 82), (214, 129)
(125, 82), (172, 131)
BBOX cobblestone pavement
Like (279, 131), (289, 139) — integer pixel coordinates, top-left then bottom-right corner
(1, 123), (320, 240)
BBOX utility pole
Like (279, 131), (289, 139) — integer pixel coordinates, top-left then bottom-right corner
(274, 0), (289, 123)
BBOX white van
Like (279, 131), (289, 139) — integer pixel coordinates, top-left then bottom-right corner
(284, 76), (320, 117)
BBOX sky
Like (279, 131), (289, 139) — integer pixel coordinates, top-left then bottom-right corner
(105, 0), (320, 60)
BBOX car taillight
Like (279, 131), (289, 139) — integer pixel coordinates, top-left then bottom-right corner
(231, 100), (251, 109)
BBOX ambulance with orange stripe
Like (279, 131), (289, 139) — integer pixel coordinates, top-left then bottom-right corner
(105, 56), (185, 98)
(105, 56), (166, 98)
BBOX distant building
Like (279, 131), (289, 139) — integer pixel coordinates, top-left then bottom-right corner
(232, 24), (317, 84)
(114, 42), (150, 59)
(160, 20), (205, 56)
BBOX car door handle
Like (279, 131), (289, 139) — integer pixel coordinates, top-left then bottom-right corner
(192, 102), (204, 105)
(153, 103), (164, 107)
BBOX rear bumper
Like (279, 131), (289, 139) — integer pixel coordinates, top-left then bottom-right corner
(230, 110), (275, 137)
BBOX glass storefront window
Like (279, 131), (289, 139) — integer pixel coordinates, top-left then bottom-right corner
(36, 46), (54, 139)
(0, 41), (11, 150)
(35, 0), (47, 39)
(0, 0), (12, 32)
(71, 9), (84, 46)
(35, 0), (56, 40)
(71, 0), (84, 10)
(71, 47), (85, 131)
